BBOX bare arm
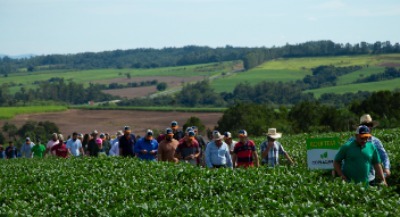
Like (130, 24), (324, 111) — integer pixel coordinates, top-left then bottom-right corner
(374, 163), (387, 186)
(253, 151), (260, 167)
(333, 161), (347, 181)
(284, 152), (294, 165)
(232, 154), (237, 168)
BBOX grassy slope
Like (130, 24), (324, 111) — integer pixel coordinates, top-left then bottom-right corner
(2, 61), (236, 93)
(211, 54), (400, 95)
(0, 106), (68, 119)
(305, 78), (400, 98)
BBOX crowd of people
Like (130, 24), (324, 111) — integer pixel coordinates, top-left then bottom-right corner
(0, 114), (391, 186)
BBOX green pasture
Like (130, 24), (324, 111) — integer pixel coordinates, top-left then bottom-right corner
(336, 66), (385, 85)
(304, 78), (400, 98)
(0, 106), (67, 119)
(211, 54), (400, 93)
(1, 61), (237, 93)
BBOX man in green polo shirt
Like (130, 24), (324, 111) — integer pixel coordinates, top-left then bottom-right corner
(334, 125), (387, 186)
(31, 141), (46, 158)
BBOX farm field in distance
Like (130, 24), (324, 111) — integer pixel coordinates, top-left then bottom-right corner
(210, 54), (400, 95)
(0, 108), (223, 136)
(2, 61), (242, 98)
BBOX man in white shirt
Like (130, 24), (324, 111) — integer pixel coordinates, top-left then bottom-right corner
(223, 132), (237, 155)
(66, 132), (84, 157)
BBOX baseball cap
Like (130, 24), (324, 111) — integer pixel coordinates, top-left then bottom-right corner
(171, 121), (178, 127)
(187, 130), (195, 137)
(26, 137), (31, 141)
(356, 125), (371, 138)
(91, 130), (98, 135)
(238, 129), (248, 137)
(146, 129), (153, 136)
(124, 126), (131, 132)
(165, 128), (174, 135)
(223, 132), (232, 139)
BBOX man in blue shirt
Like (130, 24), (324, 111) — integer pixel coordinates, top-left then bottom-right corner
(135, 129), (158, 161)
(20, 137), (34, 158)
(346, 114), (390, 185)
(5, 141), (18, 159)
(205, 130), (233, 168)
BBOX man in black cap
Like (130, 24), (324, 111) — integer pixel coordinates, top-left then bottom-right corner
(119, 126), (136, 157)
(171, 121), (184, 141)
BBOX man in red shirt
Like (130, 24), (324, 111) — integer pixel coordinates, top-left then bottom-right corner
(51, 134), (69, 158)
(232, 130), (259, 168)
(175, 130), (200, 166)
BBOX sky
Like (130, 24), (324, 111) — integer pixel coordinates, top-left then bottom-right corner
(1, 0), (399, 56)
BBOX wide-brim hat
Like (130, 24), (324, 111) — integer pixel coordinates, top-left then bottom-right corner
(265, 128), (282, 139)
(359, 114), (379, 128)
(212, 130), (224, 141)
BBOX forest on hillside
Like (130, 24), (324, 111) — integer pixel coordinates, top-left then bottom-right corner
(1, 40), (399, 75)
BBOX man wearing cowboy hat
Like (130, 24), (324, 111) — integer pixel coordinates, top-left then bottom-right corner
(334, 125), (387, 186)
(260, 128), (294, 167)
(346, 114), (390, 184)
(205, 131), (233, 169)
(232, 130), (260, 168)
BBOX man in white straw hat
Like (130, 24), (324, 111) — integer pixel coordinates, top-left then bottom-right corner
(260, 128), (294, 167)
(345, 114), (390, 185)
(205, 130), (233, 169)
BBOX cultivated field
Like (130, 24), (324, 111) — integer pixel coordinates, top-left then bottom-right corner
(211, 54), (400, 95)
(1, 129), (399, 215)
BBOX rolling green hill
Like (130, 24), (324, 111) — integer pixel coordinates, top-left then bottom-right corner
(210, 54), (400, 96)
(304, 78), (400, 98)
(1, 61), (238, 94)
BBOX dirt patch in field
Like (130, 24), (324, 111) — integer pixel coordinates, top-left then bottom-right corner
(0, 109), (222, 138)
(378, 62), (400, 67)
(99, 76), (205, 99)
(102, 86), (157, 99)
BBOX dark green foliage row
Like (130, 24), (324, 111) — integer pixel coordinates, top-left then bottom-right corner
(303, 65), (363, 89)
(1, 41), (399, 75)
(216, 90), (400, 135)
(2, 121), (59, 146)
(0, 78), (116, 106)
(0, 129), (399, 216)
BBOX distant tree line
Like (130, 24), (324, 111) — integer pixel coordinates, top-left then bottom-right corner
(303, 65), (362, 89)
(1, 41), (400, 75)
(0, 79), (117, 106)
(1, 121), (59, 146)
